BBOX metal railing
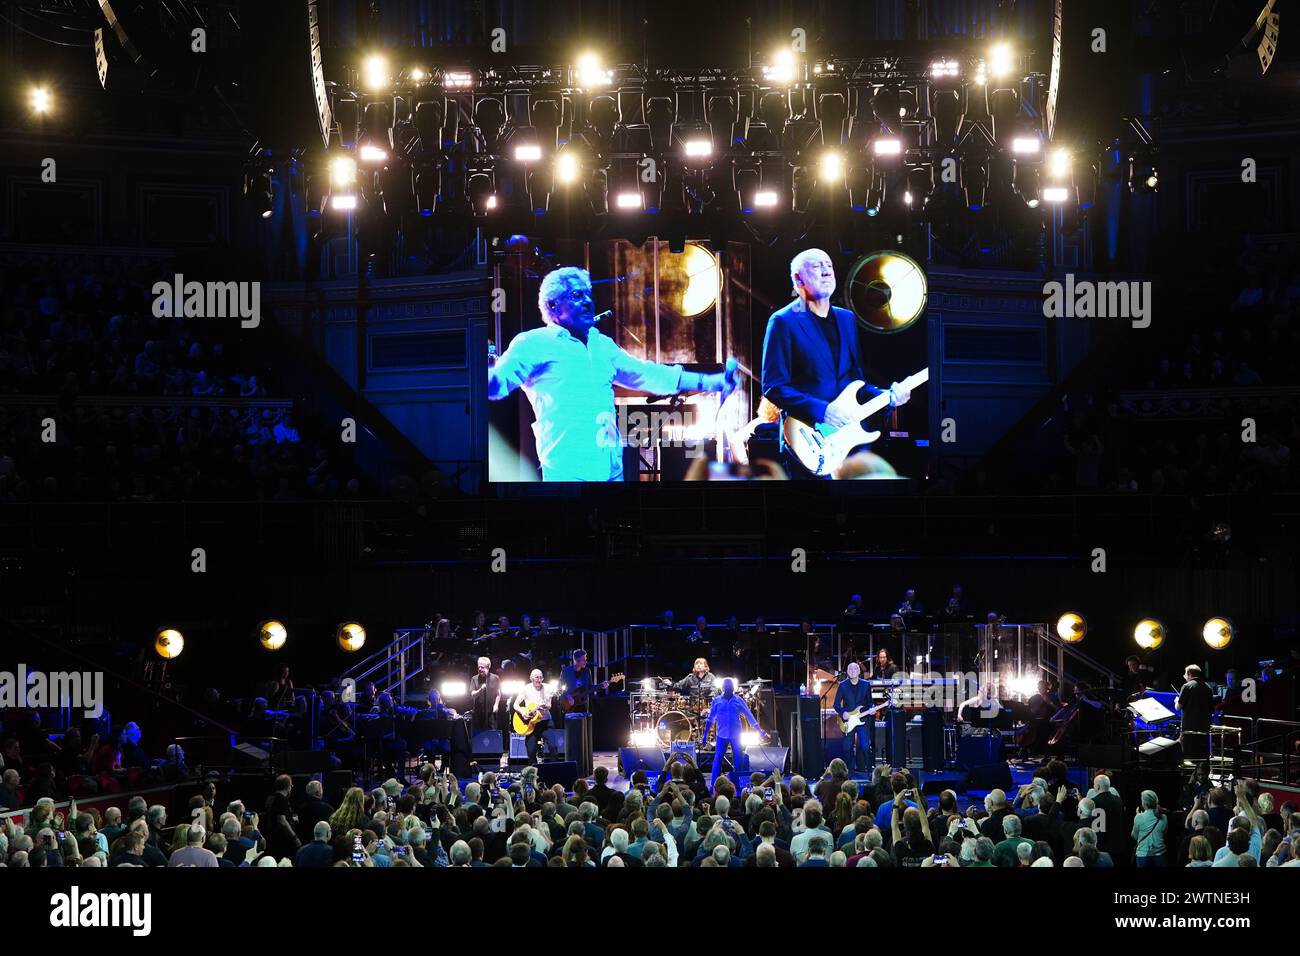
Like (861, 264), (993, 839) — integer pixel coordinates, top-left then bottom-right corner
(1219, 715), (1300, 785)
(340, 629), (427, 704)
(1032, 624), (1122, 692)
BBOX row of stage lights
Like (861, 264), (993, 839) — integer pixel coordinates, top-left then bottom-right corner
(242, 43), (1158, 238)
(152, 621), (368, 660)
(1054, 613), (1235, 651)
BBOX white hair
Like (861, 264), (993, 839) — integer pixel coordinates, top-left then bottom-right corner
(256, 855), (279, 867)
(313, 821), (331, 842)
(610, 828), (629, 852)
(714, 796), (730, 818)
(789, 248), (830, 295)
(188, 825), (205, 844)
(305, 780), (323, 799)
(537, 266), (590, 323)
(1016, 841), (1033, 864)
(1031, 856), (1054, 867)
(1063, 855), (1084, 867)
(1093, 774), (1111, 791)
(1141, 789), (1159, 809)
(985, 789), (1007, 811)
(1003, 814), (1022, 838)
(1077, 797), (1096, 818)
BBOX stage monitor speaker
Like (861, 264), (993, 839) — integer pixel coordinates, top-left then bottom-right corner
(796, 694), (821, 720)
(963, 762), (1013, 793)
(542, 729), (567, 757)
(797, 715), (824, 779)
(955, 733), (1003, 769)
(471, 730), (503, 755)
(508, 733), (528, 761)
(886, 709), (908, 769)
(538, 761), (579, 791)
(921, 709), (945, 771)
(619, 746), (666, 775)
(564, 713), (593, 777)
(285, 750), (334, 774)
(1079, 743), (1130, 771)
(745, 745), (789, 775)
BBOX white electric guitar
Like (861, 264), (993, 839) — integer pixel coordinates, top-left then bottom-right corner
(782, 367), (929, 478)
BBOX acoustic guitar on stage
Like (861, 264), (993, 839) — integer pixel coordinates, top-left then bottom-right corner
(838, 692), (899, 735)
(782, 367), (929, 478)
(512, 697), (552, 735)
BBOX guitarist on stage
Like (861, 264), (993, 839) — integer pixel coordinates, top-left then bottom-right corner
(833, 662), (874, 772)
(760, 249), (911, 478)
(513, 669), (553, 762)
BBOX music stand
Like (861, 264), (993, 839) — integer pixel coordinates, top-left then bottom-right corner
(1127, 697), (1175, 725)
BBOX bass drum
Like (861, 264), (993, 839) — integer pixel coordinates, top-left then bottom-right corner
(656, 710), (695, 747)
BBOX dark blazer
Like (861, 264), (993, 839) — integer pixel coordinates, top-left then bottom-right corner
(761, 299), (881, 427)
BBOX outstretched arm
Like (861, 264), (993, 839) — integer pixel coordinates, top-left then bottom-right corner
(487, 336), (535, 400)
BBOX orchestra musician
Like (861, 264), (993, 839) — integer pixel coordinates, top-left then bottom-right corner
(760, 248), (912, 479)
(487, 266), (738, 481)
(702, 678), (760, 787)
(469, 657), (502, 733)
(513, 669), (554, 762)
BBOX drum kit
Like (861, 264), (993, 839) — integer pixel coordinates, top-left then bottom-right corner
(632, 678), (771, 748)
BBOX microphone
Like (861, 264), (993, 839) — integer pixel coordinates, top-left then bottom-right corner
(593, 309), (613, 323)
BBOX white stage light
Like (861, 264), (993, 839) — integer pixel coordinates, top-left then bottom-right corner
(514, 144), (542, 162)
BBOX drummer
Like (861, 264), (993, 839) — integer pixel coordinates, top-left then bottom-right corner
(672, 658), (717, 697)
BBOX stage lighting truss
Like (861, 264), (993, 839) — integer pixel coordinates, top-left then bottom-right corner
(319, 52), (1111, 236)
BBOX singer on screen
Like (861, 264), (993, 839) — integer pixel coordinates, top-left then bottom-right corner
(488, 266), (738, 481)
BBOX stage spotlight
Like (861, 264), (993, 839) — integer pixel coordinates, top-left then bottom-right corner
(1055, 613), (1087, 643)
(362, 54), (390, 91)
(753, 189), (779, 208)
(1008, 673), (1040, 697)
(844, 250), (927, 332)
(514, 143), (542, 163)
(359, 144), (388, 164)
(615, 191), (643, 209)
(1042, 185), (1070, 204)
(1129, 149), (1159, 192)
(258, 619), (288, 651)
(764, 48), (797, 85)
(989, 43), (1015, 79)
(1202, 617), (1234, 650)
(330, 194), (357, 211)
(1133, 618), (1166, 651)
(1011, 136), (1041, 155)
(905, 165), (932, 208)
(973, 62), (988, 86)
(873, 137), (903, 158)
(630, 730), (657, 747)
(337, 622), (367, 652)
(819, 151), (845, 182)
(443, 71), (473, 89)
(676, 242), (721, 316)
(576, 52), (611, 89)
(683, 137), (712, 159)
(486, 194), (498, 210)
(410, 68), (426, 82)
(555, 151), (580, 185)
(961, 154), (987, 210)
(930, 88), (965, 145)
(872, 84), (902, 130)
(330, 156), (358, 188)
(29, 87), (52, 114)
(1048, 149), (1071, 179)
(154, 628), (184, 660)
(740, 731), (762, 747)
(929, 59), (960, 80)
(501, 680), (525, 698)
(440, 680), (468, 698)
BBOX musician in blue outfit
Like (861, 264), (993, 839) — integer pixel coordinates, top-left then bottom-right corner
(702, 679), (760, 787)
(832, 662), (874, 772)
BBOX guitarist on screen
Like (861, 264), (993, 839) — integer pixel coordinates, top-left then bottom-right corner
(513, 668), (553, 762)
(832, 662), (874, 773)
(760, 249), (912, 479)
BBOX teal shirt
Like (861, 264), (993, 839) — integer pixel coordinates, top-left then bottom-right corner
(1131, 809), (1167, 857)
